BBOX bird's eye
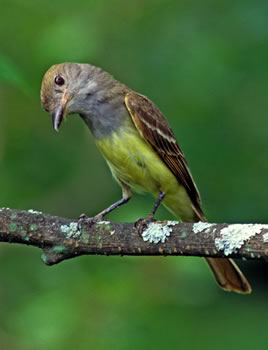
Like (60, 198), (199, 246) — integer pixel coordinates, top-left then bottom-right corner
(54, 75), (65, 86)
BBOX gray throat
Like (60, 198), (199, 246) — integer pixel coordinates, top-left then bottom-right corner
(80, 86), (130, 139)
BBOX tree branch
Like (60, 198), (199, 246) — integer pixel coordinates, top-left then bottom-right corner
(0, 208), (267, 265)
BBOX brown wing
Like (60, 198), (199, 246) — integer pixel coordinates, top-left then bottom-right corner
(125, 91), (205, 220)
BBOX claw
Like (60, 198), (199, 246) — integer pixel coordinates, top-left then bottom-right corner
(134, 191), (165, 235)
(77, 213), (103, 231)
(135, 214), (155, 236)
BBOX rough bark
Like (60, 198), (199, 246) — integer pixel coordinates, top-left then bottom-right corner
(0, 208), (267, 265)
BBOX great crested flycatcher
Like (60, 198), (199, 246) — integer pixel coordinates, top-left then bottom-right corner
(41, 62), (251, 293)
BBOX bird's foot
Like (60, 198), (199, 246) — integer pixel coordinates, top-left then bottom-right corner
(135, 214), (155, 236)
(77, 213), (103, 231)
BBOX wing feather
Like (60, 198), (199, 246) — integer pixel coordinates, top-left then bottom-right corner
(125, 91), (205, 220)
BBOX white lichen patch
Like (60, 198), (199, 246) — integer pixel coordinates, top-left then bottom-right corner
(193, 222), (215, 234)
(166, 220), (177, 227)
(0, 207), (10, 211)
(96, 220), (110, 225)
(61, 222), (81, 239)
(215, 224), (268, 256)
(263, 232), (268, 243)
(28, 209), (42, 214)
(142, 221), (176, 244)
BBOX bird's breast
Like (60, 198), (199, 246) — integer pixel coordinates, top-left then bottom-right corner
(95, 125), (179, 195)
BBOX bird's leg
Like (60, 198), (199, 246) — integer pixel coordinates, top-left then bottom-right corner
(135, 191), (166, 234)
(148, 191), (166, 220)
(78, 183), (131, 229)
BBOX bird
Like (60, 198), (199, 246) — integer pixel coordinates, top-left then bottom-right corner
(41, 62), (251, 293)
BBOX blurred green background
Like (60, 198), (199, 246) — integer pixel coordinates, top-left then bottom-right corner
(1, 0), (268, 349)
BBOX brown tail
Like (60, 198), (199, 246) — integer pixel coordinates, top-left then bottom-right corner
(192, 210), (252, 294)
(205, 257), (251, 293)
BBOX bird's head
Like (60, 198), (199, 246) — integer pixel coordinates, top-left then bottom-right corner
(40, 62), (108, 131)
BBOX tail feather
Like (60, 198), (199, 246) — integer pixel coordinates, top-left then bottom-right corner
(165, 191), (252, 293)
(205, 257), (252, 294)
(189, 209), (251, 294)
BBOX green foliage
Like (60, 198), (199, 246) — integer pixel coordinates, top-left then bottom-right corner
(0, 0), (268, 349)
(0, 55), (31, 94)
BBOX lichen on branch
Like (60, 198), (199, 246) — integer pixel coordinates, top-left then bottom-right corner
(0, 208), (267, 265)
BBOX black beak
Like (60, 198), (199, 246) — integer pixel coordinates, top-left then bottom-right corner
(52, 105), (65, 132)
(51, 90), (68, 132)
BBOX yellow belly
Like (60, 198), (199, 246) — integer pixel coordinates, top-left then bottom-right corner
(95, 126), (195, 221)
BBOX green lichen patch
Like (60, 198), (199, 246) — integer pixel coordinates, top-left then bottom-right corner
(95, 235), (103, 247)
(96, 221), (111, 231)
(21, 230), (29, 241)
(52, 245), (68, 254)
(81, 229), (90, 244)
(30, 224), (38, 231)
(8, 223), (17, 232)
(180, 231), (188, 239)
(41, 252), (49, 265)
